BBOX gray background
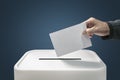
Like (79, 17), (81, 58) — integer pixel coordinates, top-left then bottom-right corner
(1, 0), (120, 80)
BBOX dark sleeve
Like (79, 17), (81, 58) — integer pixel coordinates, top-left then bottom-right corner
(102, 20), (120, 40)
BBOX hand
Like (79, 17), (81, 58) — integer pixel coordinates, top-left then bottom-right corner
(84, 17), (110, 37)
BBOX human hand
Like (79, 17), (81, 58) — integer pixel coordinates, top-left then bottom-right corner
(83, 17), (110, 38)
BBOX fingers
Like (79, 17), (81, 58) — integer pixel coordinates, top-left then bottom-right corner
(83, 30), (93, 38)
(83, 17), (97, 37)
(83, 26), (96, 38)
(85, 17), (96, 28)
(86, 28), (94, 36)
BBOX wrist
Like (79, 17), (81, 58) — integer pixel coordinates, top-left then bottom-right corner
(101, 22), (113, 40)
(104, 22), (110, 36)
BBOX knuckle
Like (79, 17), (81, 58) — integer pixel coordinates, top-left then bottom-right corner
(89, 17), (95, 21)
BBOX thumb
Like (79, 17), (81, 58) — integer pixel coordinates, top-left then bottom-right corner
(85, 27), (96, 36)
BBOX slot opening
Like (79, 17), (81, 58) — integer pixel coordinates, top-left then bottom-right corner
(39, 58), (81, 60)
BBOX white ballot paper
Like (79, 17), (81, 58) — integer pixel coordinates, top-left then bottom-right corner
(49, 22), (92, 56)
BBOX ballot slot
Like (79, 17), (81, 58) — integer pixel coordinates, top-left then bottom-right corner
(39, 58), (81, 60)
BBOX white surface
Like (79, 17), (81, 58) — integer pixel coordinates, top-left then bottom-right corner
(16, 50), (102, 70)
(14, 50), (106, 80)
(49, 22), (92, 56)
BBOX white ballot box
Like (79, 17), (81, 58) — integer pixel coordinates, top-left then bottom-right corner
(14, 50), (106, 80)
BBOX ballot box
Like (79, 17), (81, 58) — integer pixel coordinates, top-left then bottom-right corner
(14, 49), (106, 80)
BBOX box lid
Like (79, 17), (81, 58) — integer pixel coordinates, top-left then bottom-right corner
(14, 50), (105, 70)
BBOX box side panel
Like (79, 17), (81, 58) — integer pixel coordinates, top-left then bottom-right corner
(14, 69), (106, 80)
